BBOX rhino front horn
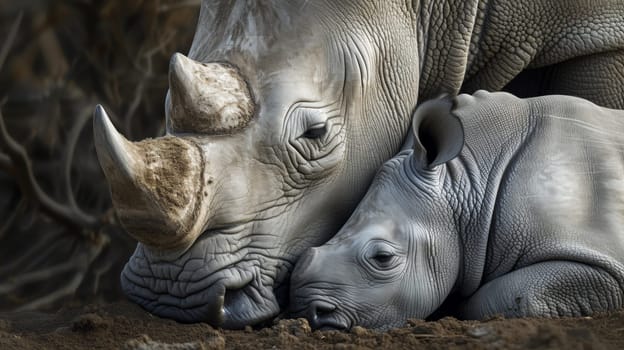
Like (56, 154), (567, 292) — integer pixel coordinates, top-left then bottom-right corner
(167, 53), (255, 135)
(94, 105), (205, 251)
(93, 105), (138, 181)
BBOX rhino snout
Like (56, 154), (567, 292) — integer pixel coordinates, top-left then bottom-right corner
(307, 300), (343, 330)
(290, 247), (350, 330)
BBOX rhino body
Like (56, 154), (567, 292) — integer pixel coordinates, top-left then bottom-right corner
(94, 0), (624, 327)
(291, 91), (624, 330)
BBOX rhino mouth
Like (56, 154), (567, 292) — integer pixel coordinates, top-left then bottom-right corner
(290, 296), (351, 330)
(313, 315), (350, 331)
(120, 231), (282, 328)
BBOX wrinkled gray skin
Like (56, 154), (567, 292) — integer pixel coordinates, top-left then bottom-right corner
(291, 91), (624, 330)
(94, 0), (624, 328)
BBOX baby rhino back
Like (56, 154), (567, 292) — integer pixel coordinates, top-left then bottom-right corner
(457, 92), (624, 319)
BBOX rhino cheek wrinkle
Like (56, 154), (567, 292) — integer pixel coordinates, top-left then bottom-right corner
(291, 91), (624, 330)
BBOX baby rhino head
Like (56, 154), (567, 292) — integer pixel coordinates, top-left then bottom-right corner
(290, 98), (466, 330)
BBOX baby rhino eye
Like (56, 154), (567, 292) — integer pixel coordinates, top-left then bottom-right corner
(372, 252), (394, 264)
(302, 124), (327, 139)
(362, 240), (402, 273)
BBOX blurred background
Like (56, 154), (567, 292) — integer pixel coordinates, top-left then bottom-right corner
(0, 0), (200, 311)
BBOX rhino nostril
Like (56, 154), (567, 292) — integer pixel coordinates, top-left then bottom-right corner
(308, 300), (336, 327)
(315, 303), (335, 316)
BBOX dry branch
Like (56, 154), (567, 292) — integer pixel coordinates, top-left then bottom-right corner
(0, 13), (101, 232)
(0, 109), (101, 231)
(0, 198), (24, 240)
(61, 106), (95, 214)
(0, 152), (10, 169)
(158, 0), (202, 13)
(0, 12), (22, 70)
(0, 0), (200, 311)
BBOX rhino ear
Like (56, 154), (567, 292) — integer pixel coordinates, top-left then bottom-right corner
(411, 96), (464, 170)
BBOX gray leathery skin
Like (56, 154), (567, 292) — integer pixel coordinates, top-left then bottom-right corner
(95, 0), (624, 328)
(291, 91), (624, 331)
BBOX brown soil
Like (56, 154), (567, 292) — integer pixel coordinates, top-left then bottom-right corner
(1, 301), (623, 350)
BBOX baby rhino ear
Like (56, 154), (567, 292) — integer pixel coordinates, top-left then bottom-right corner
(411, 96), (465, 170)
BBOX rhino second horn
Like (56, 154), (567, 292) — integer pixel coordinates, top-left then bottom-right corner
(167, 53), (255, 135)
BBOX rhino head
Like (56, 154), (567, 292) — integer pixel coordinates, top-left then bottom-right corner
(94, 0), (423, 328)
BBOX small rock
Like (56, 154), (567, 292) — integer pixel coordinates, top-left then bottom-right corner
(467, 326), (491, 338)
(124, 334), (208, 350)
(205, 334), (226, 350)
(350, 326), (367, 337)
(406, 319), (426, 327)
(271, 318), (312, 337)
(328, 331), (353, 343)
(312, 331), (326, 340)
(124, 335), (151, 349)
(71, 313), (111, 333)
(205, 327), (221, 338)
(259, 327), (274, 336)
(290, 318), (312, 337)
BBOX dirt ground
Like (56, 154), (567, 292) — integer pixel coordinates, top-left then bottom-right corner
(0, 301), (622, 350)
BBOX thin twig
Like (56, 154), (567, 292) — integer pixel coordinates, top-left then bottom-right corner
(0, 198), (25, 240)
(15, 273), (84, 311)
(34, 12), (69, 79)
(0, 12), (22, 71)
(0, 110), (100, 230)
(0, 232), (63, 276)
(62, 105), (93, 212)
(124, 80), (146, 138)
(11, 234), (108, 312)
(158, 0), (201, 13)
(0, 152), (11, 169)
(0, 258), (80, 294)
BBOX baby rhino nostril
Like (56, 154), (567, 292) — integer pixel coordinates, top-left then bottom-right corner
(314, 300), (336, 316)
(308, 300), (336, 328)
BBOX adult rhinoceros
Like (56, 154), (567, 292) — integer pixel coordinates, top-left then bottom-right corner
(93, 0), (624, 328)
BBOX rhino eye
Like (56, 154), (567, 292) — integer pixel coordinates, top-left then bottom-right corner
(371, 252), (395, 267)
(302, 124), (327, 139)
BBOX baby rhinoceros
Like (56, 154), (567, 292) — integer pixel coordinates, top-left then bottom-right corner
(290, 90), (624, 331)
